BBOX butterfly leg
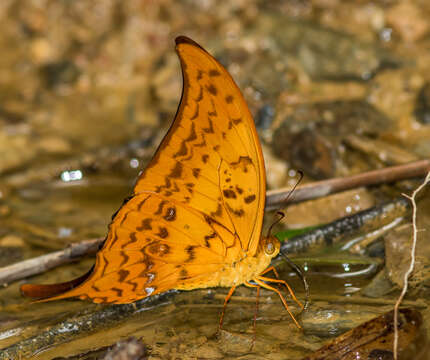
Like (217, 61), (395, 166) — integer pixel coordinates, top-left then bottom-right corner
(259, 266), (284, 298)
(254, 277), (302, 329)
(244, 281), (260, 348)
(219, 285), (236, 330)
(260, 265), (278, 277)
(258, 273), (304, 310)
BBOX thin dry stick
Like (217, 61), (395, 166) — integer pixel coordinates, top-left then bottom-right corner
(266, 159), (430, 210)
(0, 238), (102, 285)
(393, 171), (430, 360)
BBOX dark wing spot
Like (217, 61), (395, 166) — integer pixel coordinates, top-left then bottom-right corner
(197, 70), (203, 80)
(204, 232), (217, 248)
(173, 141), (188, 158)
(210, 203), (223, 217)
(192, 168), (201, 178)
(145, 259), (154, 271)
(157, 226), (169, 239)
(155, 201), (167, 215)
(121, 232), (139, 248)
(186, 183), (194, 194)
(111, 288), (123, 297)
(185, 245), (196, 262)
(137, 195), (150, 211)
(226, 204), (245, 217)
(155, 177), (171, 193)
(169, 162), (183, 178)
(138, 218), (152, 231)
(180, 268), (188, 279)
(202, 154), (209, 163)
(148, 241), (170, 256)
(225, 95), (234, 103)
(159, 244), (170, 255)
(203, 118), (215, 133)
(119, 212), (131, 226)
(138, 258), (154, 277)
(118, 269), (129, 282)
(164, 207), (176, 221)
(232, 117), (242, 125)
(244, 194), (256, 204)
(208, 99), (217, 116)
(235, 186), (244, 195)
(119, 252), (130, 267)
(92, 284), (102, 292)
(206, 84), (217, 95)
(190, 103), (199, 120)
(195, 132), (207, 147)
(203, 214), (213, 225)
(186, 122), (197, 141)
(209, 69), (221, 77)
(195, 85), (203, 102)
(223, 189), (237, 199)
(145, 272), (155, 284)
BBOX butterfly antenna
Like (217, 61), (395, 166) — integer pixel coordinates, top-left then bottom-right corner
(267, 211), (285, 238)
(273, 171), (309, 311)
(266, 170), (303, 238)
(280, 251), (310, 312)
(281, 170), (304, 206)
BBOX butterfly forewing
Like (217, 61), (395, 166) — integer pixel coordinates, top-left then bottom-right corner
(21, 36), (266, 303)
(133, 37), (265, 255)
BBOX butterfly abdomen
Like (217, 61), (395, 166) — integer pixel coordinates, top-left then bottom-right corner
(174, 245), (275, 291)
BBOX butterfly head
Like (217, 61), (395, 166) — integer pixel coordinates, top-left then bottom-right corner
(261, 235), (280, 259)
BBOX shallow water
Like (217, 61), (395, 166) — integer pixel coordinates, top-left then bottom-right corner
(0, 1), (429, 359)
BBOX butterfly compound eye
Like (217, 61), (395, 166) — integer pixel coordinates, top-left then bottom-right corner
(265, 239), (275, 255)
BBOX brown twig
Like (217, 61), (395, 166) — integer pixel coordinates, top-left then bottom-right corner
(0, 238), (102, 285)
(266, 159), (430, 210)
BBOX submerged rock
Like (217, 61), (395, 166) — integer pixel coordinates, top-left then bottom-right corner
(414, 82), (430, 124)
(272, 100), (392, 178)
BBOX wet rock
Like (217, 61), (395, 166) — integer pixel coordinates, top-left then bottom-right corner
(270, 17), (399, 80)
(37, 136), (72, 155)
(262, 144), (288, 189)
(0, 133), (35, 174)
(302, 308), (423, 360)
(383, 226), (429, 290)
(414, 83), (430, 124)
(344, 135), (418, 165)
(362, 270), (395, 298)
(415, 138), (430, 157)
(272, 100), (392, 178)
(102, 337), (148, 360)
(39, 60), (80, 89)
(0, 245), (23, 267)
(256, 104), (275, 130)
(386, 2), (429, 43)
(302, 307), (380, 336)
(0, 104), (26, 124)
(218, 329), (253, 354)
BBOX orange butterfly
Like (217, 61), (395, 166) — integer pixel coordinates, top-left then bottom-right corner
(21, 36), (302, 328)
